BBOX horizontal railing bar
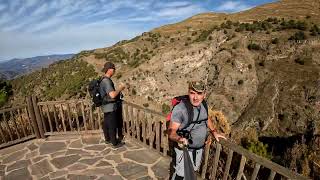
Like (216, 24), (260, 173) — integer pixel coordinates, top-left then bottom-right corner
(44, 129), (102, 136)
(0, 105), (27, 114)
(219, 139), (309, 179)
(124, 101), (165, 118)
(37, 99), (90, 105)
(0, 135), (36, 150)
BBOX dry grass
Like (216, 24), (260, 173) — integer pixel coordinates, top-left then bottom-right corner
(208, 108), (231, 135)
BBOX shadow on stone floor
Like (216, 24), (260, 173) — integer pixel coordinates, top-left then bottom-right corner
(0, 134), (170, 180)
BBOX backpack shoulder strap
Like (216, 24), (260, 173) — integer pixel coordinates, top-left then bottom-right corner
(203, 99), (208, 114)
(202, 100), (209, 128)
(180, 98), (194, 130)
(98, 76), (106, 84)
(180, 99), (209, 130)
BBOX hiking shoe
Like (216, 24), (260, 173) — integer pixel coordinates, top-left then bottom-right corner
(116, 139), (125, 144)
(112, 142), (125, 148)
(118, 135), (125, 142)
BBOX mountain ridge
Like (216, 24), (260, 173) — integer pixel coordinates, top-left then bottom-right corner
(0, 54), (74, 79)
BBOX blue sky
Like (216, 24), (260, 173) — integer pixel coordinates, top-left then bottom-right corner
(0, 0), (275, 61)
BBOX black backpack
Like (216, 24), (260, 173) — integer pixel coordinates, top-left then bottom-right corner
(88, 77), (104, 107)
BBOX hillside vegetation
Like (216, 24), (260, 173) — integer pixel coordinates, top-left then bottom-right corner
(10, 57), (96, 105)
(3, 0), (320, 178)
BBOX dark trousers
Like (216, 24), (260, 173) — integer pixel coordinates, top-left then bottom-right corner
(103, 105), (123, 145)
(116, 105), (123, 139)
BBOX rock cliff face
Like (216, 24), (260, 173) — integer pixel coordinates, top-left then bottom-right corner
(229, 42), (320, 137)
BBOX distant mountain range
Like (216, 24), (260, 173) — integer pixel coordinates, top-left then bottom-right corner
(0, 54), (74, 79)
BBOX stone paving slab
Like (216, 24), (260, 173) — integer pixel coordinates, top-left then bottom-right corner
(0, 134), (171, 180)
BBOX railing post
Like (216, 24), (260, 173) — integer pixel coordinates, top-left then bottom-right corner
(32, 96), (45, 138)
(26, 96), (41, 138)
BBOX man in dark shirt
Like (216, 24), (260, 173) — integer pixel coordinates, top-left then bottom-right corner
(100, 62), (126, 148)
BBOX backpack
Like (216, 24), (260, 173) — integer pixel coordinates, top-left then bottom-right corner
(166, 95), (208, 133)
(88, 77), (104, 107)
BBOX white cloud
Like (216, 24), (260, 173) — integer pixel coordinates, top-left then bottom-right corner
(126, 16), (155, 22)
(156, 1), (191, 8)
(155, 4), (204, 18)
(31, 2), (49, 16)
(215, 1), (252, 12)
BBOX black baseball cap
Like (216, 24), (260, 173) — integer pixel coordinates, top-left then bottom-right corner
(101, 62), (115, 73)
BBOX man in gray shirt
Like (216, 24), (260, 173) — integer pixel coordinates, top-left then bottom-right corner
(169, 80), (226, 180)
(100, 62), (126, 148)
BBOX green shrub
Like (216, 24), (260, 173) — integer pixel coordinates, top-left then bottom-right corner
(195, 28), (215, 42)
(0, 89), (8, 107)
(128, 58), (142, 68)
(94, 47), (128, 63)
(280, 20), (308, 31)
(266, 17), (279, 24)
(133, 49), (140, 57)
(162, 103), (171, 114)
(295, 57), (305, 65)
(248, 43), (261, 50)
(310, 25), (320, 36)
(94, 53), (105, 59)
(271, 38), (279, 44)
(288, 31), (306, 41)
(220, 21), (232, 29)
(243, 139), (271, 159)
(233, 21), (240, 26)
(115, 73), (122, 79)
(0, 80), (12, 96)
(131, 89), (137, 95)
(295, 50), (312, 65)
(238, 21), (272, 32)
(143, 103), (149, 107)
(232, 42), (239, 49)
(235, 24), (245, 32)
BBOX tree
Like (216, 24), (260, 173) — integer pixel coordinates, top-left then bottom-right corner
(288, 31), (306, 41)
(0, 80), (13, 107)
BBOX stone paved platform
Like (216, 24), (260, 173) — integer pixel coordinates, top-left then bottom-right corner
(0, 134), (170, 180)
